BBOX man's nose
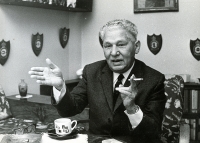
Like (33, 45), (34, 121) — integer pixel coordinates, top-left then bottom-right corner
(110, 46), (119, 56)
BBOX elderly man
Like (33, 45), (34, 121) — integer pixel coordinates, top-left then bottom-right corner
(29, 19), (166, 143)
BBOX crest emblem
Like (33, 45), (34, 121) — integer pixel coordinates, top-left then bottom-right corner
(190, 38), (200, 61)
(147, 34), (162, 55)
(32, 33), (43, 56)
(0, 40), (10, 66)
(59, 28), (69, 48)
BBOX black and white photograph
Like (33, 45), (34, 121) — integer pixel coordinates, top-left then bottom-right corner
(0, 0), (199, 143)
(134, 0), (179, 13)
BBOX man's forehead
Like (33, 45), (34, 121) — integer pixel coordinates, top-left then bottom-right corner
(103, 27), (135, 41)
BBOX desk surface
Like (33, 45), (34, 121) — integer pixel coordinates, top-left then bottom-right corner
(6, 94), (51, 105)
(0, 133), (128, 143)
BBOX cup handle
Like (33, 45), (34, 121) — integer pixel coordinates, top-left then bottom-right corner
(71, 120), (77, 131)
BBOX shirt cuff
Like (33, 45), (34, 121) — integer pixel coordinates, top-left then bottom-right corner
(124, 106), (143, 129)
(53, 82), (66, 104)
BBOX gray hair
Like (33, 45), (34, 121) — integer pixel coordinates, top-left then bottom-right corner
(99, 19), (138, 46)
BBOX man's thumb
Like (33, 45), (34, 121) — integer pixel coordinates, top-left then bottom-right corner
(46, 58), (57, 69)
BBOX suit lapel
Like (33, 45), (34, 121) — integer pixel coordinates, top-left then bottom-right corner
(100, 64), (113, 113)
(114, 59), (144, 112)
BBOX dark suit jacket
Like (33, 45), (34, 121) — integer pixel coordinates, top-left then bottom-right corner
(52, 59), (166, 143)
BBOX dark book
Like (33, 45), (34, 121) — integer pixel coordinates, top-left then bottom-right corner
(183, 89), (189, 113)
(198, 91), (200, 113)
(198, 119), (200, 141)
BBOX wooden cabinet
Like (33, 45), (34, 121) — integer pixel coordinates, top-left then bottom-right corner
(0, 0), (92, 12)
(40, 79), (80, 95)
(182, 82), (200, 142)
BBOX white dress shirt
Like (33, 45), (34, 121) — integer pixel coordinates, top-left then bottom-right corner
(53, 62), (143, 129)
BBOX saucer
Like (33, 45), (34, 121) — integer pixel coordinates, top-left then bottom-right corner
(47, 129), (78, 140)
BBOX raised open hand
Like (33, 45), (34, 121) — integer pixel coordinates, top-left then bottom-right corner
(28, 58), (64, 90)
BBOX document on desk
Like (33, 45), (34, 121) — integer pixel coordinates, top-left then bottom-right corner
(0, 134), (5, 143)
(102, 138), (125, 143)
(41, 133), (88, 143)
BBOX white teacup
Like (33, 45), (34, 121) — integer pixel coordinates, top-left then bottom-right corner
(54, 118), (77, 136)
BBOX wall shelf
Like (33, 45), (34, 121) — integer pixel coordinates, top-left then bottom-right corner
(0, 1), (92, 12)
(183, 82), (200, 142)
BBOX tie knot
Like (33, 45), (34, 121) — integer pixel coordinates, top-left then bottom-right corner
(118, 74), (124, 81)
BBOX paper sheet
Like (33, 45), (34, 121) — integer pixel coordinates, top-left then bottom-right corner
(102, 138), (124, 143)
(41, 133), (88, 143)
(0, 134), (5, 142)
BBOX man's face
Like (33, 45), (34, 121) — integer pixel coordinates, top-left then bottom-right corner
(102, 27), (140, 73)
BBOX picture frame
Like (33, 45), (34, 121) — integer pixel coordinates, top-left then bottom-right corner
(134, 0), (179, 13)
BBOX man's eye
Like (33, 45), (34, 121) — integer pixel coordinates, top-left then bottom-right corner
(104, 45), (112, 48)
(118, 44), (126, 47)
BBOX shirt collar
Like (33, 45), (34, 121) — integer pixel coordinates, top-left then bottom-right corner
(113, 61), (135, 85)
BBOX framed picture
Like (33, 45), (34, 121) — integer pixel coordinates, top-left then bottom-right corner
(134, 0), (179, 13)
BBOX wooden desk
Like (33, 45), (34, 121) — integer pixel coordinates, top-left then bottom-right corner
(0, 132), (131, 143)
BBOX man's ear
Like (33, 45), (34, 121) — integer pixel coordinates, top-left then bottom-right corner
(99, 36), (103, 47)
(135, 40), (140, 54)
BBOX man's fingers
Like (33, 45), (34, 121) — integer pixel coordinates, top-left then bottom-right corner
(28, 71), (43, 76)
(117, 89), (132, 100)
(46, 58), (57, 69)
(130, 76), (137, 91)
(36, 80), (51, 85)
(30, 75), (45, 80)
(115, 86), (129, 91)
(116, 88), (131, 95)
(30, 67), (45, 72)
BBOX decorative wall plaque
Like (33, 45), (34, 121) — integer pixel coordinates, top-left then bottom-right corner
(32, 33), (43, 56)
(190, 38), (200, 61)
(0, 40), (10, 65)
(147, 34), (162, 55)
(59, 27), (69, 48)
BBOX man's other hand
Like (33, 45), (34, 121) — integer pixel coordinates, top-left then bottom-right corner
(28, 58), (64, 91)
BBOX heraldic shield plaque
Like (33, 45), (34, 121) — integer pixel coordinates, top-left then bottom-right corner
(59, 27), (69, 48)
(0, 40), (10, 66)
(32, 33), (43, 56)
(147, 34), (162, 55)
(190, 38), (200, 61)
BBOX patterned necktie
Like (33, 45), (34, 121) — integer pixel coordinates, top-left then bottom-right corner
(113, 74), (124, 108)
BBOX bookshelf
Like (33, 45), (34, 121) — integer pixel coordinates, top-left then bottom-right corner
(182, 82), (200, 142)
(0, 0), (93, 12)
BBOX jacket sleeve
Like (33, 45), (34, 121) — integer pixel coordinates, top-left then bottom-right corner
(51, 66), (89, 117)
(130, 75), (166, 141)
